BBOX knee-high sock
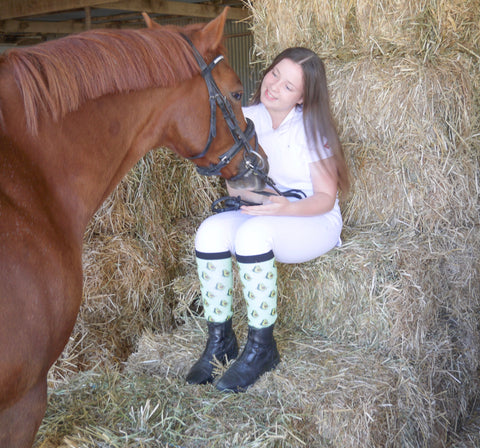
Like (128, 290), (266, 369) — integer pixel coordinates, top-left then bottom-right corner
(196, 250), (233, 323)
(236, 251), (277, 329)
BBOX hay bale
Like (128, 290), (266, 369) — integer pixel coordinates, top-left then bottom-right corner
(244, 0), (358, 60)
(328, 54), (479, 229)
(37, 323), (441, 447)
(125, 322), (450, 446)
(355, 0), (480, 58)
(246, 0), (480, 60)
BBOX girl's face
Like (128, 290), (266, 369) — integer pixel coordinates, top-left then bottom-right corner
(260, 58), (304, 118)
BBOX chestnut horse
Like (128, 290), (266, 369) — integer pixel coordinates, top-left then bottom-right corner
(0, 9), (267, 448)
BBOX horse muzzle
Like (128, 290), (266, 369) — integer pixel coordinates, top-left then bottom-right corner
(225, 149), (269, 190)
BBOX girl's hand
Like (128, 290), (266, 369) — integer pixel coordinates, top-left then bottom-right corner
(240, 195), (291, 215)
(237, 158), (339, 217)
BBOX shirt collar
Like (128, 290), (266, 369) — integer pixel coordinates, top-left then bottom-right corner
(259, 103), (301, 130)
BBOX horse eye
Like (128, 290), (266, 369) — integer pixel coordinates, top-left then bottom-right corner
(231, 91), (243, 101)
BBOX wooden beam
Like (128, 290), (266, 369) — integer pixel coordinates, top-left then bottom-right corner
(102, 0), (249, 20)
(0, 19), (94, 34)
(0, 0), (249, 22)
(0, 17), (147, 35)
(0, 0), (120, 20)
(0, 16), (253, 36)
(0, 1), (250, 36)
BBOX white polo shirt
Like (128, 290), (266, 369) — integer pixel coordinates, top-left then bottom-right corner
(242, 103), (331, 197)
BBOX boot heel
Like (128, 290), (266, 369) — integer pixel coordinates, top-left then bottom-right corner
(216, 325), (280, 392)
(186, 319), (238, 385)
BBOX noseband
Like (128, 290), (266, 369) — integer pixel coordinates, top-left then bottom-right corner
(181, 34), (266, 179)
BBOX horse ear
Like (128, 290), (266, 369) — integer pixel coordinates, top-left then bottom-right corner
(142, 12), (160, 29)
(196, 7), (229, 54)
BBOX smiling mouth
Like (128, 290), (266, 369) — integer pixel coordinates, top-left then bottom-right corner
(264, 89), (277, 101)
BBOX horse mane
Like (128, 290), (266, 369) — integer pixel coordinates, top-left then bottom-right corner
(3, 24), (220, 133)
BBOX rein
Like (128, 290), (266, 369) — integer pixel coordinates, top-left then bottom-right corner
(181, 34), (265, 178)
(211, 188), (306, 214)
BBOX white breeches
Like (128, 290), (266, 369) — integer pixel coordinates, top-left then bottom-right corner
(195, 208), (343, 264)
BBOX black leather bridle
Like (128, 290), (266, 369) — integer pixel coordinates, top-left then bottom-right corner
(181, 34), (267, 180)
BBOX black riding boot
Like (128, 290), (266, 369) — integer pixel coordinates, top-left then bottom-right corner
(186, 319), (238, 385)
(216, 324), (280, 392)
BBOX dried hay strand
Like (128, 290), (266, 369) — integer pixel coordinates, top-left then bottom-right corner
(35, 324), (438, 448)
(245, 0), (480, 61)
(48, 148), (223, 383)
(449, 410), (480, 447)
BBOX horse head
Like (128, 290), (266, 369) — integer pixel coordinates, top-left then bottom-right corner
(143, 9), (269, 191)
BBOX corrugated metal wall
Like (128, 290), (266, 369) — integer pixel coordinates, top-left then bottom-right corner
(224, 20), (261, 106)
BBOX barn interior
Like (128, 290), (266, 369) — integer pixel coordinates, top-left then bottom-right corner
(1, 1), (479, 447)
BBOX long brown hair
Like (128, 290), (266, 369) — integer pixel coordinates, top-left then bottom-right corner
(251, 47), (350, 194)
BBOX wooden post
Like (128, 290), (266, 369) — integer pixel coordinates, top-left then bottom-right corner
(85, 6), (91, 30)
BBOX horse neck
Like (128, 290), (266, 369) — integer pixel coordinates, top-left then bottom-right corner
(76, 88), (181, 229)
(18, 87), (175, 242)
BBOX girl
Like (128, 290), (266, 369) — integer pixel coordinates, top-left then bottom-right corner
(187, 47), (350, 392)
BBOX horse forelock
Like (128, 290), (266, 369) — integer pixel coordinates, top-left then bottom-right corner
(4, 27), (208, 134)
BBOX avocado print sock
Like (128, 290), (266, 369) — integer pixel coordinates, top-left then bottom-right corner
(196, 250), (233, 323)
(236, 251), (277, 329)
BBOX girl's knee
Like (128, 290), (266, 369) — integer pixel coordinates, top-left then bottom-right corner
(195, 216), (227, 252)
(195, 212), (248, 254)
(234, 219), (273, 256)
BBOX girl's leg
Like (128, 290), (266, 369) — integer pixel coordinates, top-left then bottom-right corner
(195, 210), (251, 255)
(237, 251), (278, 330)
(216, 212), (342, 392)
(187, 212), (251, 385)
(186, 250), (238, 385)
(234, 212), (342, 263)
(195, 251), (234, 324)
(216, 251), (280, 392)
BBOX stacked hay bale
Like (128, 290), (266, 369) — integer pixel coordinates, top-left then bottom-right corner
(43, 2), (479, 447)
(236, 0), (479, 445)
(157, 0), (479, 445)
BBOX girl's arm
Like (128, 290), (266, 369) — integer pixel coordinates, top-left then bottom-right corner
(240, 157), (338, 217)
